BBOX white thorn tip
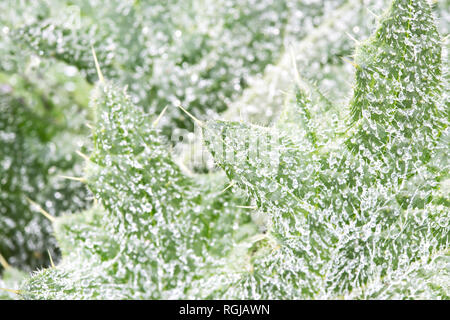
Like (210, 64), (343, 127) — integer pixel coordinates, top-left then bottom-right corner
(176, 160), (194, 176)
(26, 197), (56, 223)
(219, 182), (235, 194)
(48, 250), (55, 268)
(341, 57), (359, 68)
(345, 32), (358, 43)
(367, 8), (379, 19)
(91, 45), (104, 83)
(0, 253), (10, 270)
(236, 205), (258, 209)
(152, 105), (168, 128)
(177, 105), (204, 127)
(76, 150), (90, 161)
(58, 175), (87, 183)
(0, 288), (21, 295)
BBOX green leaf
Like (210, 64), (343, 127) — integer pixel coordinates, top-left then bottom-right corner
(203, 0), (449, 298)
(347, 0), (445, 165)
(14, 0), (449, 300)
(21, 82), (252, 299)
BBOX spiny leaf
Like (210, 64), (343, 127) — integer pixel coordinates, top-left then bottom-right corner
(203, 0), (449, 298)
(347, 0), (445, 165)
(21, 81), (253, 299)
(15, 0), (449, 300)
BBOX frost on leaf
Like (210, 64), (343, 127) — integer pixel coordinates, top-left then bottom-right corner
(12, 0), (363, 136)
(21, 82), (251, 299)
(15, 0), (449, 300)
(203, 0), (449, 298)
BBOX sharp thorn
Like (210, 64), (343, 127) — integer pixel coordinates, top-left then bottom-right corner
(0, 253), (11, 270)
(236, 205), (257, 210)
(176, 160), (194, 176)
(341, 56), (359, 69)
(91, 45), (104, 84)
(0, 288), (21, 295)
(26, 197), (56, 223)
(177, 105), (205, 127)
(367, 8), (379, 19)
(345, 32), (359, 43)
(47, 250), (55, 268)
(75, 150), (90, 162)
(218, 182), (235, 194)
(279, 89), (292, 96)
(58, 175), (87, 183)
(152, 105), (168, 128)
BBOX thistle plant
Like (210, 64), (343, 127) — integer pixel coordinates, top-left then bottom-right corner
(18, 69), (254, 299)
(203, 0), (449, 298)
(2, 0), (449, 300)
(0, 0), (338, 273)
(13, 0), (349, 134)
